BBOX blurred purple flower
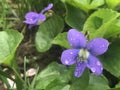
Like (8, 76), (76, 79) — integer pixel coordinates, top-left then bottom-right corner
(23, 3), (53, 29)
(61, 29), (109, 77)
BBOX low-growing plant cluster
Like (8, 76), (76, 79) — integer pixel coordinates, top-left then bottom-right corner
(0, 0), (120, 90)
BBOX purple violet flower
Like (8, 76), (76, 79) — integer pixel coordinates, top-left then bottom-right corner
(23, 3), (53, 29)
(61, 29), (109, 77)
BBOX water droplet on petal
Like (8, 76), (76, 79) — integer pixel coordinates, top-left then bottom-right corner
(70, 52), (73, 54)
(91, 67), (96, 72)
(74, 71), (79, 77)
(29, 18), (33, 21)
(96, 61), (101, 66)
(65, 60), (69, 64)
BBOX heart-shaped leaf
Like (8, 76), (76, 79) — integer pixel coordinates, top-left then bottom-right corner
(35, 15), (64, 52)
(86, 74), (109, 90)
(106, 0), (120, 9)
(52, 32), (71, 49)
(0, 30), (23, 66)
(83, 9), (120, 40)
(62, 0), (105, 12)
(34, 62), (71, 90)
(70, 69), (89, 90)
(64, 3), (87, 30)
(100, 38), (120, 78)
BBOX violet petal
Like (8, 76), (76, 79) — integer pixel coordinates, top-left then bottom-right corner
(67, 29), (86, 48)
(24, 12), (39, 24)
(87, 54), (103, 75)
(37, 14), (46, 24)
(74, 62), (86, 77)
(40, 3), (53, 13)
(61, 49), (79, 65)
(87, 38), (109, 56)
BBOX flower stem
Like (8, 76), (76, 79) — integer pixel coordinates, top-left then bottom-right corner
(12, 59), (24, 90)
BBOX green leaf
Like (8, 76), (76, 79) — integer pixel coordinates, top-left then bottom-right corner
(46, 80), (70, 90)
(104, 19), (120, 38)
(106, 0), (120, 9)
(70, 69), (89, 90)
(86, 74), (109, 90)
(49, 84), (70, 90)
(35, 15), (64, 52)
(52, 32), (71, 49)
(108, 88), (120, 90)
(62, 0), (105, 13)
(83, 9), (120, 39)
(35, 62), (71, 90)
(0, 30), (23, 66)
(60, 85), (70, 90)
(100, 38), (120, 78)
(64, 3), (87, 30)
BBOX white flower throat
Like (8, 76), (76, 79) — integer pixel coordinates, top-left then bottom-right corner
(78, 48), (89, 62)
